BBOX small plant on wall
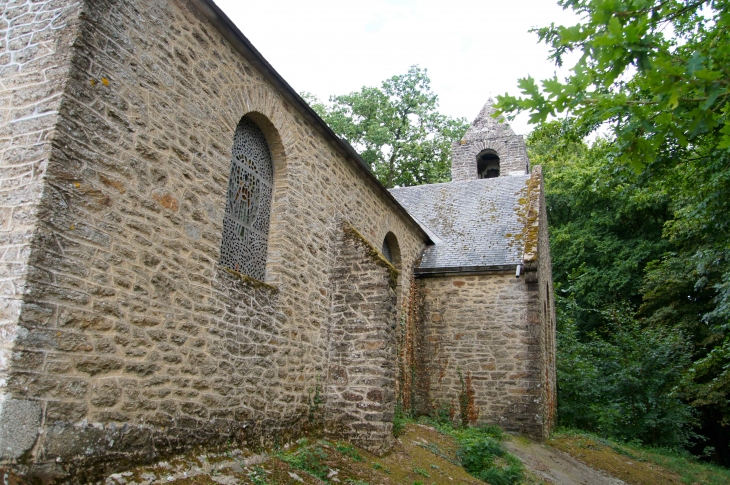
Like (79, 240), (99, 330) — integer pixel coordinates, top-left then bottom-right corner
(458, 368), (478, 427)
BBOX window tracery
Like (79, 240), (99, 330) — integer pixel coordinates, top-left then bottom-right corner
(220, 117), (273, 280)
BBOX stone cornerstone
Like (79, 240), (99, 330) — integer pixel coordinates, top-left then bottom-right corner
(0, 0), (556, 480)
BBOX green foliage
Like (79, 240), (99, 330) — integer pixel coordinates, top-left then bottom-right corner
(434, 422), (524, 485)
(276, 438), (330, 481)
(247, 466), (270, 485)
(495, 0), (730, 170)
(432, 401), (454, 425)
(393, 402), (409, 436)
(334, 442), (364, 462)
(527, 115), (730, 460)
(558, 303), (696, 447)
(412, 467), (430, 478)
(527, 121), (671, 333)
(302, 66), (469, 188)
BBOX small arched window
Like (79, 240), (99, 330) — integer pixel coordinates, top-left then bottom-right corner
(220, 117), (273, 281)
(382, 232), (401, 269)
(477, 150), (500, 179)
(382, 238), (393, 263)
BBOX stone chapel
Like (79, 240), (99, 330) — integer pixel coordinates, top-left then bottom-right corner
(0, 0), (556, 479)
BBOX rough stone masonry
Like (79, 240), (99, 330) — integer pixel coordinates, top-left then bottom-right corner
(0, 0), (555, 480)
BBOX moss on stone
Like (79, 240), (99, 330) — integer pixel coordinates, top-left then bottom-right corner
(513, 171), (541, 263)
(343, 223), (400, 289)
(223, 267), (279, 293)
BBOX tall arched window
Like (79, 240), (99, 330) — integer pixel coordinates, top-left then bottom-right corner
(220, 117), (273, 281)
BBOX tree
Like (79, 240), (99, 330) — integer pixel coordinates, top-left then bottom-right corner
(528, 121), (671, 335)
(302, 66), (468, 188)
(495, 0), (730, 171)
(528, 122), (696, 448)
(500, 1), (730, 463)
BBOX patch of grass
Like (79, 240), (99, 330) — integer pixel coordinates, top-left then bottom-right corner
(247, 465), (270, 485)
(431, 421), (524, 485)
(417, 441), (460, 466)
(275, 438), (330, 481)
(335, 442), (365, 462)
(344, 479), (369, 485)
(552, 428), (730, 485)
(412, 467), (431, 477)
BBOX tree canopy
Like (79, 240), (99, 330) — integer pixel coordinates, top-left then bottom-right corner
(501, 0), (730, 464)
(496, 0), (730, 170)
(303, 66), (469, 188)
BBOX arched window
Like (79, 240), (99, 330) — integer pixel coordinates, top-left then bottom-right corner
(382, 238), (393, 263)
(220, 117), (273, 281)
(477, 150), (500, 179)
(382, 232), (401, 269)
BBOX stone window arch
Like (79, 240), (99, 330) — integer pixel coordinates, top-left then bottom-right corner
(382, 232), (401, 270)
(477, 149), (500, 178)
(220, 117), (274, 281)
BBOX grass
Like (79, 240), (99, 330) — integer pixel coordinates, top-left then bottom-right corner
(427, 419), (526, 485)
(551, 428), (730, 485)
(334, 442), (365, 462)
(275, 438), (330, 481)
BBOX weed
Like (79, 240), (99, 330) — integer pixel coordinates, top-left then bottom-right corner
(276, 439), (330, 481)
(247, 466), (270, 485)
(457, 368), (478, 428)
(431, 400), (455, 425)
(413, 467), (430, 478)
(308, 377), (324, 423)
(432, 420), (524, 485)
(372, 462), (383, 470)
(393, 402), (409, 436)
(429, 464), (440, 470)
(552, 428), (730, 485)
(334, 442), (364, 462)
(344, 479), (369, 485)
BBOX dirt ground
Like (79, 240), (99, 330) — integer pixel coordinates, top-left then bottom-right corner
(2, 424), (694, 485)
(92, 424), (497, 485)
(545, 435), (684, 485)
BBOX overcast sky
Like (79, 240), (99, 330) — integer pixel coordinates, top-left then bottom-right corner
(214, 0), (580, 135)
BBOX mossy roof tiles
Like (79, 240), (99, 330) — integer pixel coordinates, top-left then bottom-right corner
(390, 176), (529, 270)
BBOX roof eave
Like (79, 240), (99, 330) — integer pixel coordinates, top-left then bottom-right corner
(415, 264), (520, 278)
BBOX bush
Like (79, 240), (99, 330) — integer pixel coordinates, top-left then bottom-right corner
(558, 302), (696, 448)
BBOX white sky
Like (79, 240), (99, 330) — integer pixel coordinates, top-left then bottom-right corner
(214, 0), (581, 136)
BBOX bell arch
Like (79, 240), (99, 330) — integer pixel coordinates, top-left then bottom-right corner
(477, 149), (500, 179)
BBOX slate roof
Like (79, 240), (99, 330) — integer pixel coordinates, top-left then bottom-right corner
(390, 175), (530, 270)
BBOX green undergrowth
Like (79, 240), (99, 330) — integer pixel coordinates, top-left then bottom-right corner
(275, 438), (332, 481)
(427, 419), (526, 485)
(552, 428), (730, 485)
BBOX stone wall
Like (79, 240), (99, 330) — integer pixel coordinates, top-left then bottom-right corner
(534, 166), (556, 436)
(415, 272), (546, 438)
(0, 0), (84, 462)
(414, 166), (555, 439)
(450, 102), (529, 182)
(325, 223), (398, 455)
(0, 0), (425, 478)
(451, 138), (529, 182)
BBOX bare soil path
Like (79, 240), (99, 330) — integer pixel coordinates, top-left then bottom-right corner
(504, 435), (626, 485)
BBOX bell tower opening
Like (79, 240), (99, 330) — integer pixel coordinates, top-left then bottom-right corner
(477, 150), (500, 179)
